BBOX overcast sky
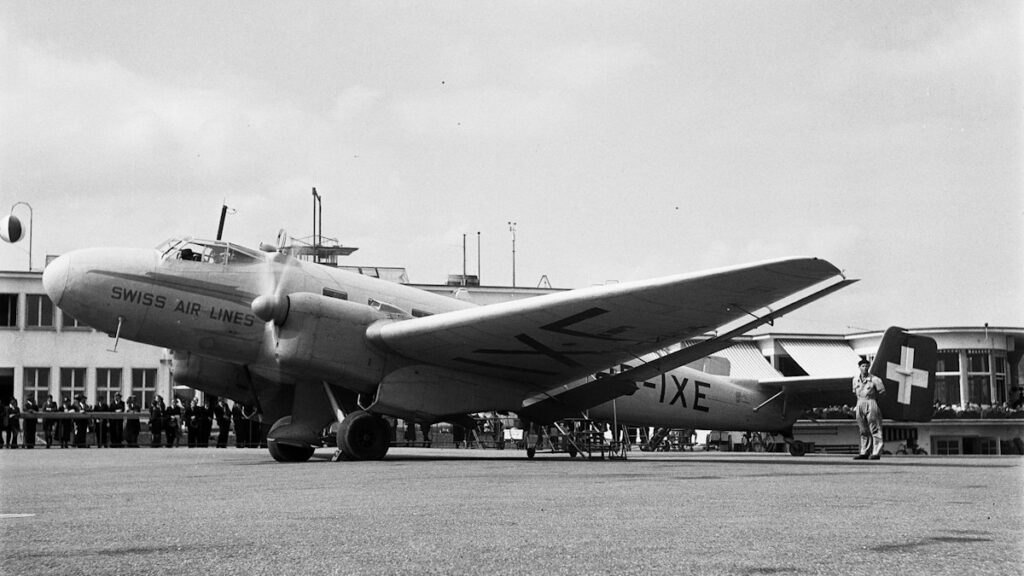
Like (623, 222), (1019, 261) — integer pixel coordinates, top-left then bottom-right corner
(1, 1), (1020, 333)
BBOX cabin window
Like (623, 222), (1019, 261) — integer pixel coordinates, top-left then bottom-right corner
(411, 309), (433, 318)
(323, 288), (348, 301)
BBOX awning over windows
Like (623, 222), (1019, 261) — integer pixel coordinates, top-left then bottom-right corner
(715, 343), (782, 379)
(778, 340), (863, 377)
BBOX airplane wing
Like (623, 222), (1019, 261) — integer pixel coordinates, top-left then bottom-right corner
(369, 257), (848, 387)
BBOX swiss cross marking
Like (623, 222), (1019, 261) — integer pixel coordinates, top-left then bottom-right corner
(886, 345), (928, 405)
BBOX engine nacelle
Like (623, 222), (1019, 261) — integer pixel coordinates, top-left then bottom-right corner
(274, 293), (389, 387)
(172, 350), (257, 404)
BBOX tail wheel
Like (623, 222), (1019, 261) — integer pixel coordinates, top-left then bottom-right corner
(267, 416), (315, 463)
(788, 440), (807, 457)
(337, 411), (391, 461)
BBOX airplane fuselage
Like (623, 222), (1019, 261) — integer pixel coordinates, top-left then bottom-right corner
(43, 239), (475, 395)
(588, 366), (794, 432)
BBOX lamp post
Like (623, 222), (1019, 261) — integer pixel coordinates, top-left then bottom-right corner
(5, 202), (33, 271)
(507, 221), (517, 288)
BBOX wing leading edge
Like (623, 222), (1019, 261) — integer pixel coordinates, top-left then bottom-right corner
(368, 257), (848, 386)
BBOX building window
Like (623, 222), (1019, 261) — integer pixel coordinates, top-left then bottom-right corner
(776, 355), (808, 377)
(0, 293), (17, 327)
(934, 375), (961, 406)
(25, 294), (55, 329)
(966, 352), (992, 405)
(935, 438), (960, 455)
(61, 311), (91, 331)
(936, 351), (959, 372)
(968, 376), (990, 405)
(133, 368), (157, 407)
(976, 438), (998, 455)
(23, 367), (51, 404)
(60, 368), (87, 403)
(96, 368), (123, 405)
(994, 356), (1008, 404)
(967, 352), (989, 373)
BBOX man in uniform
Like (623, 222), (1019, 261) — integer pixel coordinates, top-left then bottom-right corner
(852, 358), (886, 460)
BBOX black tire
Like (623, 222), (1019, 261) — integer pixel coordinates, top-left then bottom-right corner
(788, 440), (807, 457)
(337, 411), (390, 461)
(268, 439), (315, 462)
(267, 416), (314, 462)
(526, 446), (536, 459)
(567, 445), (578, 458)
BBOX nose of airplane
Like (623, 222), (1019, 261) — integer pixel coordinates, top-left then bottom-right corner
(42, 253), (71, 307)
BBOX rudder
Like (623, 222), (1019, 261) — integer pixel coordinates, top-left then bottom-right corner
(869, 326), (937, 422)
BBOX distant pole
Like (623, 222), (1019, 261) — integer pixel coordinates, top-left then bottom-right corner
(312, 188), (322, 262)
(462, 234), (467, 287)
(477, 231), (481, 285)
(507, 221), (517, 287)
(216, 204), (228, 240)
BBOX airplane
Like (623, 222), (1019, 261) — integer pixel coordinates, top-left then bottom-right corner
(522, 326), (938, 456)
(42, 232), (856, 462)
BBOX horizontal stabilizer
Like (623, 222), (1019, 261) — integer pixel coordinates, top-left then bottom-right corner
(518, 377), (639, 423)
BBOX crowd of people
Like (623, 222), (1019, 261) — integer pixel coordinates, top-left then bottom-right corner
(0, 394), (268, 449)
(800, 399), (1024, 421)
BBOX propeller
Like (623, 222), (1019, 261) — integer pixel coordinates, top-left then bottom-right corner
(252, 230), (297, 357)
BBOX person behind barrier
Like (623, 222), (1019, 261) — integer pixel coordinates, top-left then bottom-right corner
(852, 358), (885, 460)
(94, 396), (109, 448)
(231, 401), (247, 448)
(124, 396), (141, 448)
(185, 397), (200, 448)
(110, 393), (125, 448)
(3, 397), (20, 448)
(58, 397), (73, 448)
(42, 394), (58, 448)
(72, 394), (89, 448)
(22, 395), (37, 448)
(149, 398), (165, 447)
(165, 397), (183, 447)
(199, 398), (213, 447)
(214, 398), (231, 448)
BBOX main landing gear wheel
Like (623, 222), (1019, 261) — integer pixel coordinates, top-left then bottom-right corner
(267, 417), (315, 463)
(337, 411), (391, 461)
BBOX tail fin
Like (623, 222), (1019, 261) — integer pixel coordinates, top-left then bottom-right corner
(869, 326), (937, 422)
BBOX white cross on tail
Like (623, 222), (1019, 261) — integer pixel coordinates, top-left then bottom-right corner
(886, 345), (928, 405)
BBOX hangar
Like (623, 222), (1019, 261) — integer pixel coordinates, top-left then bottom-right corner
(1, 263), (1021, 455)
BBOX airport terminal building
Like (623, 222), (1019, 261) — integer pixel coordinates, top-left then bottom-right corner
(2, 266), (1022, 455)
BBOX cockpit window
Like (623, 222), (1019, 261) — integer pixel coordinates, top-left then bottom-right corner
(156, 237), (263, 265)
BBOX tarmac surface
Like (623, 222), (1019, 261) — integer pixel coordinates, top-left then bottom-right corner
(1, 447), (1022, 576)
